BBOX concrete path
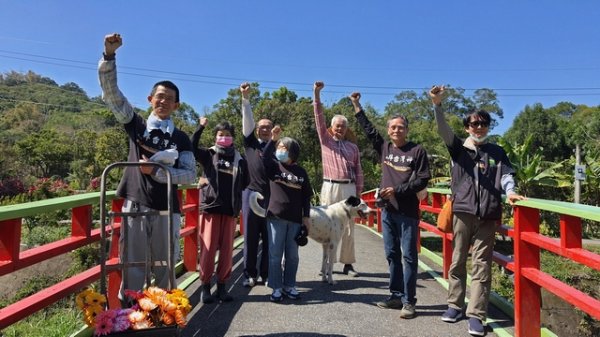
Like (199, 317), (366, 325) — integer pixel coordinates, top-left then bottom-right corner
(180, 225), (511, 337)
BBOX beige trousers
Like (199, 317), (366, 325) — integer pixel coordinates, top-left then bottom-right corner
(447, 212), (496, 321)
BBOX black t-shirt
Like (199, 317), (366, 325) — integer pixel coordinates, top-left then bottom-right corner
(355, 110), (430, 219)
(263, 141), (312, 224)
(244, 134), (270, 199)
(117, 113), (191, 212)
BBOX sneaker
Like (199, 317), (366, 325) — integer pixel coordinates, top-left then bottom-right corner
(399, 303), (416, 319)
(243, 277), (256, 287)
(270, 288), (283, 302)
(376, 296), (403, 309)
(343, 264), (360, 277)
(441, 307), (463, 323)
(283, 287), (300, 300)
(467, 317), (485, 336)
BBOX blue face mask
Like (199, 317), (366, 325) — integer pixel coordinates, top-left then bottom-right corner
(275, 150), (289, 163)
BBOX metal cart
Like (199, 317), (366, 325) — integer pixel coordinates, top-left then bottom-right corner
(98, 161), (181, 337)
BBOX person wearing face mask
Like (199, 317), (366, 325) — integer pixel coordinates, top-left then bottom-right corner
(98, 33), (197, 302)
(312, 81), (364, 277)
(192, 117), (249, 304)
(351, 92), (431, 320)
(262, 125), (312, 302)
(429, 85), (525, 336)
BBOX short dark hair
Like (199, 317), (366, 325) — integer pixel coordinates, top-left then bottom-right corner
(463, 110), (491, 128)
(214, 121), (236, 138)
(387, 115), (409, 128)
(151, 81), (180, 102)
(277, 137), (300, 162)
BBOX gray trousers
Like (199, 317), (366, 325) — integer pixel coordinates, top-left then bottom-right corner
(118, 200), (180, 298)
(447, 212), (496, 321)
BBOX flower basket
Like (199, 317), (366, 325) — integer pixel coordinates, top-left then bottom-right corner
(76, 287), (191, 336)
(104, 325), (181, 337)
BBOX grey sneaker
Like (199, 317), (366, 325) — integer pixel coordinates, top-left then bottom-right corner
(399, 303), (416, 319)
(376, 296), (403, 309)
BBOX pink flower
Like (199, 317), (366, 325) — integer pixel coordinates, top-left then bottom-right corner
(94, 311), (115, 335)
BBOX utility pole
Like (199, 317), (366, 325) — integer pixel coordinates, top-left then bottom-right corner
(574, 144), (585, 204)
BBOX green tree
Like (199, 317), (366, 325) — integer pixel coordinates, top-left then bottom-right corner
(15, 129), (73, 177)
(504, 103), (571, 161)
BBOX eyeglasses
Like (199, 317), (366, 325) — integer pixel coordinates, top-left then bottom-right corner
(468, 121), (489, 128)
(153, 94), (176, 103)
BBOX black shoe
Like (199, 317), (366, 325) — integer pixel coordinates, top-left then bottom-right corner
(343, 264), (359, 277)
(217, 283), (233, 302)
(201, 284), (215, 304)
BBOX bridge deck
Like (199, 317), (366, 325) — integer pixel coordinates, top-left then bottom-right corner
(179, 225), (513, 337)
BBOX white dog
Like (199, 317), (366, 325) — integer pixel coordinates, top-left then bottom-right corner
(249, 191), (372, 285)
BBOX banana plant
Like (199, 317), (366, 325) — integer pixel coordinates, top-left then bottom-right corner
(497, 135), (571, 197)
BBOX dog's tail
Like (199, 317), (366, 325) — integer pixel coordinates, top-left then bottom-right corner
(249, 191), (267, 218)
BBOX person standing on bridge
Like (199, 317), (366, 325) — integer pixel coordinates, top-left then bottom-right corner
(192, 117), (249, 304)
(312, 81), (364, 277)
(351, 92), (431, 319)
(429, 85), (525, 336)
(240, 82), (273, 287)
(98, 33), (197, 301)
(263, 125), (312, 302)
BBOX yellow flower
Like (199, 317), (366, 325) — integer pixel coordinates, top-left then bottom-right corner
(76, 289), (93, 309)
(85, 291), (106, 307)
(83, 304), (104, 326)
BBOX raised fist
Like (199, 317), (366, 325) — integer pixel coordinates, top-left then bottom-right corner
(104, 33), (122, 55)
(271, 125), (282, 140)
(349, 92), (361, 104)
(429, 85), (445, 106)
(314, 81), (325, 91)
(240, 82), (250, 99)
(199, 116), (208, 127)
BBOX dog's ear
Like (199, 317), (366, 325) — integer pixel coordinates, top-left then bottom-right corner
(346, 196), (361, 207)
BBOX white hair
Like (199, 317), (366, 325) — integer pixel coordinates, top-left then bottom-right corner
(331, 114), (348, 126)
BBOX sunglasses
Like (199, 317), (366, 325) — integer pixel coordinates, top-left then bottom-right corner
(469, 121), (489, 128)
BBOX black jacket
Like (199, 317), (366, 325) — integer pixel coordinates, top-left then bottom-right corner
(447, 136), (514, 220)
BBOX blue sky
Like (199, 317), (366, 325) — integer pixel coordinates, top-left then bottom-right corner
(1, 1), (599, 135)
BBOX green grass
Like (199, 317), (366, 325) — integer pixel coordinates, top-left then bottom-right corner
(1, 300), (82, 337)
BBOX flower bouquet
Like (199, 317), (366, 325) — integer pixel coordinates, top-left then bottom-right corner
(76, 287), (191, 336)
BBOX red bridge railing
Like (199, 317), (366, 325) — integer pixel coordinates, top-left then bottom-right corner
(360, 187), (600, 337)
(0, 186), (201, 329)
(2, 187), (599, 337)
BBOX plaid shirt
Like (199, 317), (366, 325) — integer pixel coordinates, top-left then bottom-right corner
(98, 58), (196, 185)
(313, 102), (364, 195)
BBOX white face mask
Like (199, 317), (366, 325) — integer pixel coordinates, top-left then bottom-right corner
(469, 134), (488, 143)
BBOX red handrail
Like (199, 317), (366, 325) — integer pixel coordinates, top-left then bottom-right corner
(361, 189), (600, 337)
(0, 187), (201, 329)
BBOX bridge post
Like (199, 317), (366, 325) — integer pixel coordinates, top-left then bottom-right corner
(514, 206), (541, 337)
(184, 188), (200, 272)
(0, 218), (21, 275)
(560, 214), (582, 249)
(72, 205), (92, 237)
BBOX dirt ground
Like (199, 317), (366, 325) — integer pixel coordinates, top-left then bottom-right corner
(0, 253), (73, 299)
